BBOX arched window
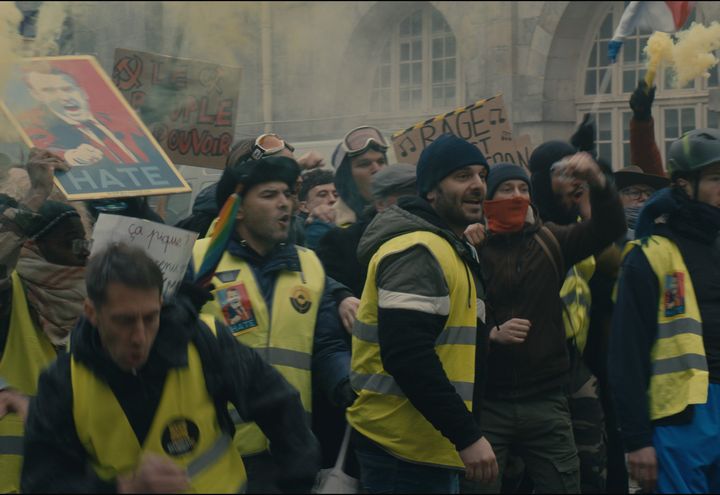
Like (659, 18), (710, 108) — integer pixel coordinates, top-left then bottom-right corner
(370, 6), (460, 114)
(576, 2), (717, 170)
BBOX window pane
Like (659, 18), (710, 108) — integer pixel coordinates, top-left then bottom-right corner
(400, 64), (410, 84)
(588, 44), (597, 68)
(433, 60), (443, 82)
(445, 85), (455, 100)
(665, 108), (679, 138)
(599, 69), (612, 94)
(411, 11), (422, 35)
(431, 10), (445, 33)
(623, 70), (637, 93)
(598, 112), (612, 141)
(681, 108), (695, 133)
(599, 41), (610, 66)
(709, 58), (719, 87)
(400, 43), (410, 61)
(623, 38), (637, 63)
(622, 111), (632, 140)
(433, 86), (443, 103)
(585, 70), (597, 95)
(412, 62), (422, 84)
(412, 88), (422, 105)
(400, 90), (410, 109)
(432, 38), (443, 58)
(623, 143), (631, 168)
(600, 13), (613, 39)
(412, 40), (422, 60)
(599, 143), (612, 161)
(400, 17), (410, 37)
(446, 36), (456, 57)
(380, 40), (391, 63)
(445, 59), (456, 80)
(381, 66), (391, 86)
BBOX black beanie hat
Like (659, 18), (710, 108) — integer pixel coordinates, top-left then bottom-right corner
(528, 140), (578, 224)
(32, 201), (81, 240)
(486, 163), (532, 200)
(216, 155), (300, 207)
(416, 134), (489, 198)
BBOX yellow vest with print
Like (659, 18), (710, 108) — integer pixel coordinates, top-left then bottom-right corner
(628, 236), (708, 421)
(561, 256), (596, 354)
(71, 337), (247, 493)
(0, 271), (57, 493)
(192, 239), (324, 456)
(346, 231), (477, 469)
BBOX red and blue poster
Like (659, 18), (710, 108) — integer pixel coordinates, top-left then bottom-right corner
(1, 55), (190, 200)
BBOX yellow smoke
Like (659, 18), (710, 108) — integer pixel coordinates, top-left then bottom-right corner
(0, 2), (23, 143)
(644, 21), (720, 89)
(672, 21), (720, 88)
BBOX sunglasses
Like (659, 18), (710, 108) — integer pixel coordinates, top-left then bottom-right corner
(251, 133), (295, 160)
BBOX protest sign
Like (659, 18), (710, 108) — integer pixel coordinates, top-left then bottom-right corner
(391, 95), (532, 167)
(91, 213), (198, 298)
(0, 56), (190, 201)
(113, 48), (241, 170)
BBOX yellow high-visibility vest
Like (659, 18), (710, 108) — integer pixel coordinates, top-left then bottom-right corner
(0, 272), (57, 493)
(628, 236), (708, 420)
(192, 239), (324, 456)
(561, 256), (596, 354)
(71, 340), (247, 493)
(347, 231), (478, 469)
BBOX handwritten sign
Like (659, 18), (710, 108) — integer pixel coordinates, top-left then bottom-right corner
(391, 95), (532, 167)
(0, 56), (191, 200)
(91, 214), (198, 298)
(113, 49), (241, 170)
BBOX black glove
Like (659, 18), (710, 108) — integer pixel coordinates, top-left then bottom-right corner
(570, 113), (596, 154)
(178, 281), (214, 314)
(630, 80), (655, 121)
(332, 377), (358, 409)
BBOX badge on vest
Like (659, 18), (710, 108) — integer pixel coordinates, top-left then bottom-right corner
(664, 272), (686, 317)
(216, 283), (258, 332)
(289, 286), (312, 314)
(161, 418), (199, 457)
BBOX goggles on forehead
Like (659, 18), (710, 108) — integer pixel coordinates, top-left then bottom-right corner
(341, 126), (389, 157)
(251, 133), (295, 161)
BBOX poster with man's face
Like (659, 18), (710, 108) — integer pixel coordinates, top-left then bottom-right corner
(1, 56), (190, 200)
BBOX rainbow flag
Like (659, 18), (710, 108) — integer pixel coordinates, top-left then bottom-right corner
(193, 193), (240, 287)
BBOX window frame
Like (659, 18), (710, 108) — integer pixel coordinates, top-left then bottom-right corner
(369, 5), (463, 116)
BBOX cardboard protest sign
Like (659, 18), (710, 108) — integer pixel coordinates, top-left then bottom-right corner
(391, 95), (532, 167)
(0, 56), (190, 201)
(91, 214), (198, 298)
(113, 49), (241, 170)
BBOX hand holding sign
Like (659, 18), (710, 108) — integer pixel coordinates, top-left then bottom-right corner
(64, 144), (104, 166)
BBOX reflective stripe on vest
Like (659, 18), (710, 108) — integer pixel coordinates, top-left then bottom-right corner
(347, 231), (477, 470)
(0, 272), (58, 493)
(192, 239), (324, 456)
(72, 341), (247, 492)
(561, 256), (595, 354)
(631, 236), (708, 420)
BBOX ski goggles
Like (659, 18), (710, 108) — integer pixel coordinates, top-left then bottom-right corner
(332, 126), (388, 168)
(251, 133), (295, 160)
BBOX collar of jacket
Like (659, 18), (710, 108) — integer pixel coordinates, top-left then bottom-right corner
(70, 299), (194, 379)
(227, 233), (302, 274)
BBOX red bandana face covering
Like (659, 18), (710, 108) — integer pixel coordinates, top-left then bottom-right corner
(483, 196), (530, 233)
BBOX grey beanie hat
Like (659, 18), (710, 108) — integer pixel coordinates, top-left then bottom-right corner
(371, 163), (417, 201)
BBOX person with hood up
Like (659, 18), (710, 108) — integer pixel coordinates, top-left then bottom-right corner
(464, 157), (625, 494)
(346, 133), (497, 493)
(330, 126), (388, 227)
(609, 128), (720, 493)
(0, 148), (91, 492)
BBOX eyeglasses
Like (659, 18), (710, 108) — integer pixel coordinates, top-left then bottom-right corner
(251, 133), (295, 160)
(341, 126), (388, 157)
(620, 186), (655, 200)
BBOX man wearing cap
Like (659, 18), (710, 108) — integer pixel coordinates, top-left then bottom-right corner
(190, 155), (350, 492)
(609, 128), (720, 493)
(614, 165), (669, 242)
(465, 159), (625, 494)
(331, 126), (388, 227)
(0, 148), (91, 493)
(346, 134), (497, 493)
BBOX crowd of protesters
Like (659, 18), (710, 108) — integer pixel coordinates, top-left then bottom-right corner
(0, 78), (718, 495)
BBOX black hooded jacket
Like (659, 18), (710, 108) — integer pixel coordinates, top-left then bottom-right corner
(20, 294), (320, 493)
